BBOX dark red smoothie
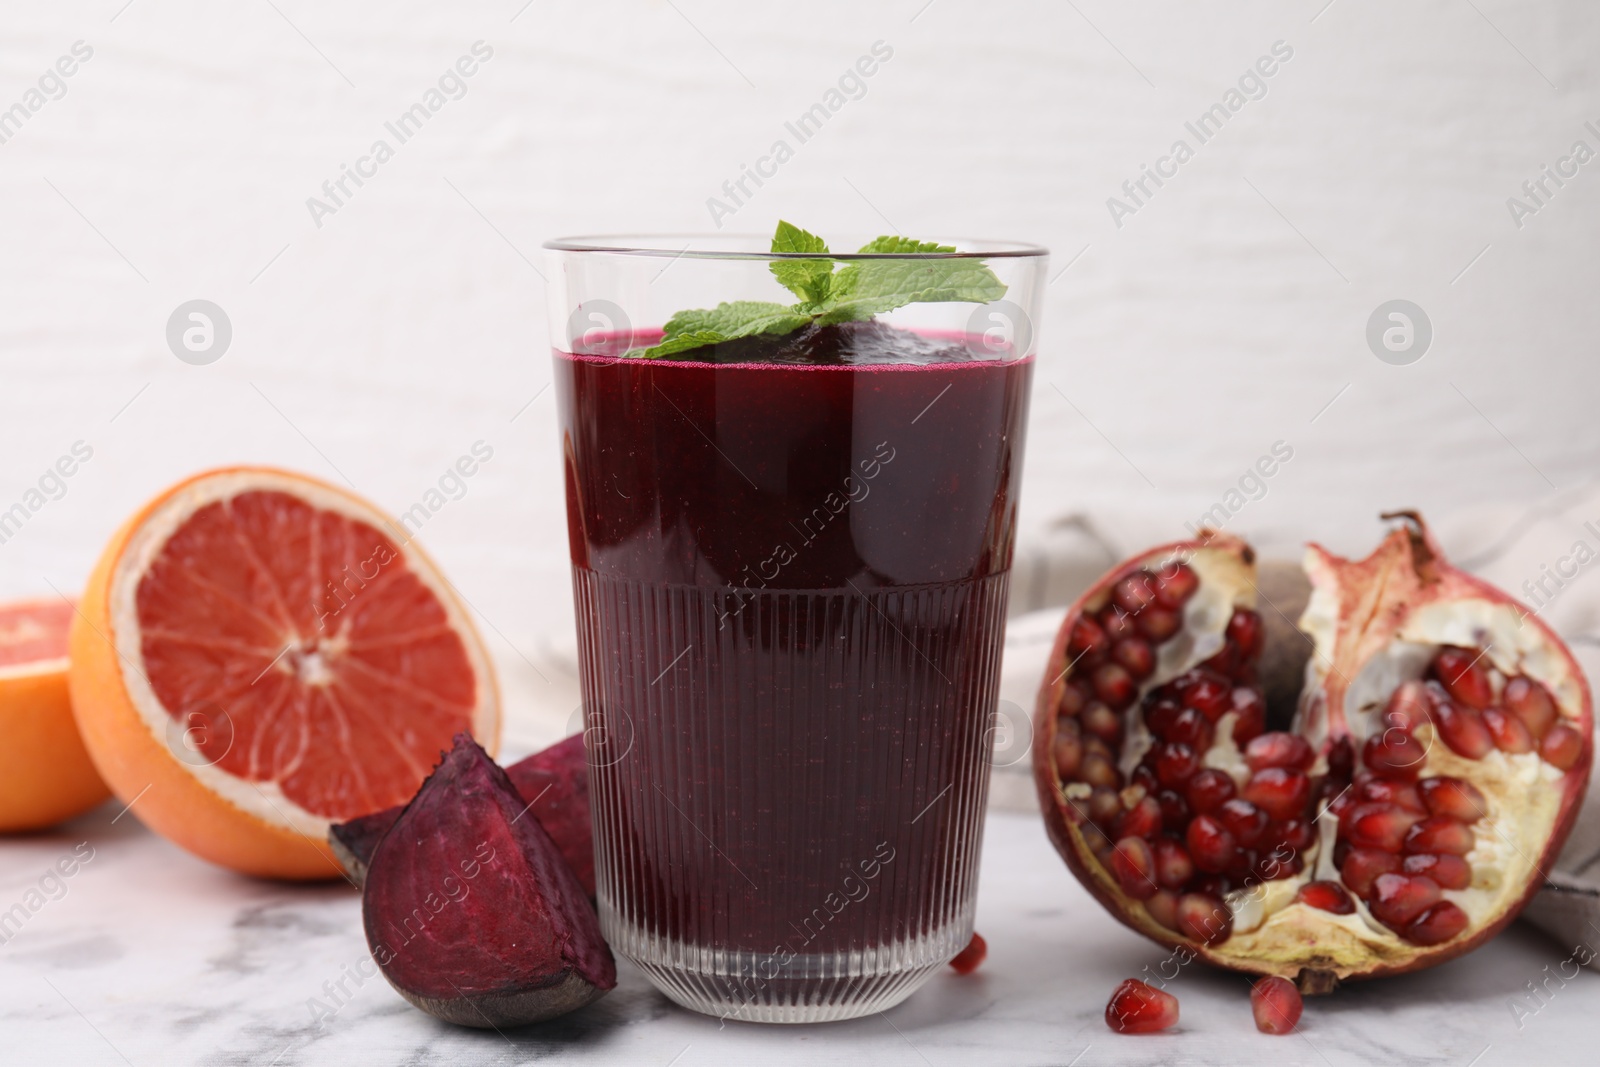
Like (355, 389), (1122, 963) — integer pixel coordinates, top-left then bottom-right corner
(554, 321), (1032, 1007)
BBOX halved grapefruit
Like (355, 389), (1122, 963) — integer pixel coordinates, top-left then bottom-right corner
(0, 599), (111, 831)
(69, 467), (500, 879)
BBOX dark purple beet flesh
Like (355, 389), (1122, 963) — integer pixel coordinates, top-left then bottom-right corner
(331, 734), (593, 897)
(362, 734), (615, 1027)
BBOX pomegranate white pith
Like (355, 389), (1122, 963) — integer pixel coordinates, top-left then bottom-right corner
(1033, 518), (1593, 990)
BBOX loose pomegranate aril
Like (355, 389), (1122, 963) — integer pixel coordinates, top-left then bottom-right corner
(1152, 837), (1195, 888)
(1186, 815), (1238, 873)
(1343, 804), (1421, 852)
(1340, 847), (1400, 898)
(1406, 901), (1469, 945)
(1153, 561), (1199, 608)
(1297, 880), (1355, 914)
(1138, 607), (1183, 641)
(1157, 789), (1191, 832)
(1105, 978), (1178, 1034)
(1418, 777), (1487, 822)
(1540, 723), (1585, 770)
(1244, 732), (1313, 771)
(1229, 688), (1267, 745)
(949, 932), (987, 974)
(1216, 798), (1269, 848)
(1432, 647), (1494, 710)
(1368, 873), (1441, 928)
(1166, 707), (1213, 749)
(1402, 816), (1474, 856)
(1226, 609), (1265, 659)
(1153, 742), (1200, 788)
(1068, 617), (1111, 661)
(1186, 769), (1236, 814)
(1112, 637), (1156, 679)
(1402, 852), (1471, 890)
(1175, 892), (1232, 944)
(1111, 837), (1159, 900)
(1116, 796), (1163, 840)
(1503, 676), (1557, 737)
(1243, 768), (1311, 821)
(1081, 702), (1124, 745)
(1092, 663), (1137, 711)
(1112, 571), (1160, 614)
(1250, 975), (1302, 1035)
(1363, 731), (1426, 780)
(1433, 701), (1495, 759)
(1482, 707), (1534, 754)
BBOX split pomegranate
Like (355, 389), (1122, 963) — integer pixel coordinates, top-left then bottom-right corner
(1104, 978), (1179, 1034)
(1034, 515), (1592, 991)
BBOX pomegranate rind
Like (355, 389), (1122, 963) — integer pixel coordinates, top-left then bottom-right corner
(332, 734), (594, 896)
(1033, 518), (1595, 988)
(363, 734), (614, 1028)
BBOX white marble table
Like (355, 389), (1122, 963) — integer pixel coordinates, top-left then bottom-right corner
(2, 804), (1594, 1066)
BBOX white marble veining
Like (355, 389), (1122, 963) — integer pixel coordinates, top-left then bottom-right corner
(1, 805), (1595, 1065)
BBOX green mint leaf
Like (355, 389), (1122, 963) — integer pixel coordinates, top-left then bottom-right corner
(633, 301), (811, 358)
(820, 249), (1007, 322)
(855, 236), (957, 255)
(769, 220), (833, 307)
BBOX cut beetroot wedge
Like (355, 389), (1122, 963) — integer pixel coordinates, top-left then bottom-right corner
(363, 734), (615, 1028)
(332, 734), (593, 896)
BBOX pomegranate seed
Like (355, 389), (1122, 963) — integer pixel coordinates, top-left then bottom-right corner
(1154, 742), (1200, 788)
(1052, 721), (1083, 779)
(1082, 702), (1124, 745)
(1153, 561), (1199, 608)
(1190, 874), (1230, 898)
(1059, 678), (1091, 717)
(1228, 847), (1260, 880)
(1405, 901), (1469, 945)
(1296, 880), (1355, 914)
(1381, 680), (1433, 733)
(1368, 873), (1441, 928)
(1138, 607), (1183, 642)
(1226, 609), (1265, 659)
(1175, 892), (1232, 944)
(1079, 754), (1122, 791)
(1363, 731), (1426, 780)
(1217, 798), (1270, 847)
(1244, 732), (1313, 771)
(1418, 777), (1487, 822)
(1105, 978), (1178, 1034)
(1432, 646), (1494, 709)
(1482, 707), (1534, 754)
(1131, 764), (1160, 795)
(1540, 722), (1585, 770)
(1178, 671), (1232, 720)
(1327, 736), (1355, 779)
(1503, 676), (1557, 737)
(1186, 769), (1237, 814)
(1229, 688), (1267, 745)
(1088, 787), (1123, 827)
(1433, 702), (1494, 759)
(1354, 776), (1426, 813)
(1343, 803), (1422, 852)
(1186, 815), (1238, 873)
(948, 932), (987, 975)
(1145, 888), (1181, 931)
(1403, 816), (1474, 856)
(1275, 819), (1314, 852)
(1167, 707), (1214, 749)
(1152, 837), (1195, 888)
(1340, 847), (1400, 898)
(1115, 796), (1163, 840)
(1143, 696), (1180, 738)
(1201, 644), (1241, 678)
(1250, 975), (1302, 1035)
(1402, 852), (1471, 890)
(1102, 606), (1139, 643)
(1111, 837), (1159, 899)
(1113, 571), (1160, 614)
(1243, 768), (1311, 821)
(1157, 789), (1191, 832)
(1112, 637), (1156, 679)
(1068, 616), (1111, 660)
(1092, 663), (1137, 711)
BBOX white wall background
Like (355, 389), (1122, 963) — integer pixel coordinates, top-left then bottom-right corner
(4, 0), (1599, 743)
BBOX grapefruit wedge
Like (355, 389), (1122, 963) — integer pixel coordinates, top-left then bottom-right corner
(69, 467), (500, 879)
(0, 599), (112, 831)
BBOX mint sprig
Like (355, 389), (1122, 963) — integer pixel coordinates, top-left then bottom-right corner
(630, 221), (1006, 358)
